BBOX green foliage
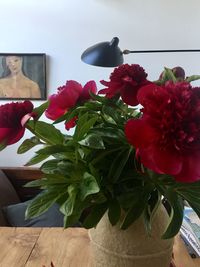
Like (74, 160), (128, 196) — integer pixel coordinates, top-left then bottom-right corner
(78, 134), (105, 149)
(17, 136), (42, 154)
(79, 172), (100, 201)
(32, 101), (49, 120)
(83, 202), (108, 228)
(0, 142), (6, 151)
(159, 186), (184, 239)
(108, 199), (121, 226)
(25, 190), (63, 219)
(25, 153), (50, 166)
(27, 121), (64, 145)
(186, 75), (200, 82)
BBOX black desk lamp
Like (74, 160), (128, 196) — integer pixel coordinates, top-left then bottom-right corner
(81, 37), (200, 67)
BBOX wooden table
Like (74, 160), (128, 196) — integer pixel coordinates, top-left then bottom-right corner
(0, 227), (200, 267)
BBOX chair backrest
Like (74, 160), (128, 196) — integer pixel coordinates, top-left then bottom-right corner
(0, 170), (20, 225)
(1, 167), (43, 201)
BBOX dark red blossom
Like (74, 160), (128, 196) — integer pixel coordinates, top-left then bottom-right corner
(45, 81), (82, 120)
(45, 80), (97, 128)
(99, 64), (150, 106)
(0, 101), (33, 146)
(125, 81), (200, 183)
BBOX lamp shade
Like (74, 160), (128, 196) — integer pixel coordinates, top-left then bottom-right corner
(81, 37), (124, 67)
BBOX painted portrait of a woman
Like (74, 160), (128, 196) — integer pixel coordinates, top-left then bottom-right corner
(0, 54), (46, 99)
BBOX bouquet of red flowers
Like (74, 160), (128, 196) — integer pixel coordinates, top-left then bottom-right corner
(1, 64), (200, 239)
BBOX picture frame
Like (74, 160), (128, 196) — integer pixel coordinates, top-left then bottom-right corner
(0, 53), (46, 100)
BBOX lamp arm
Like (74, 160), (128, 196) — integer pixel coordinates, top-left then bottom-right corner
(123, 49), (200, 54)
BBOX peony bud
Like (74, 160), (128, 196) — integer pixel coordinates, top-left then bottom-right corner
(172, 66), (185, 79)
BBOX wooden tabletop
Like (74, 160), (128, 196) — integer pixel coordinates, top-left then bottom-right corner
(0, 227), (93, 267)
(0, 227), (199, 267)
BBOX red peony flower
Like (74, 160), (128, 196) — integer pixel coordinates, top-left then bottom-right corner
(45, 80), (82, 120)
(125, 81), (200, 183)
(0, 101), (33, 146)
(45, 80), (97, 123)
(99, 64), (150, 106)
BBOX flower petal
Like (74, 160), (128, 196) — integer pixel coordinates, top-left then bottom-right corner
(175, 152), (200, 182)
(121, 85), (139, 106)
(79, 80), (97, 102)
(139, 146), (182, 176)
(65, 116), (77, 130)
(0, 101), (33, 147)
(58, 80), (82, 108)
(45, 94), (66, 120)
(0, 127), (25, 145)
(151, 147), (182, 175)
(125, 118), (158, 148)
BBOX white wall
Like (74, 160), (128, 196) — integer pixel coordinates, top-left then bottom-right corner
(1, 0), (200, 166)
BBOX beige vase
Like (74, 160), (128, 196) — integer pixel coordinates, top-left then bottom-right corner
(89, 205), (173, 267)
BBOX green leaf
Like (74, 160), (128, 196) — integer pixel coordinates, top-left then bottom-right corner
(143, 190), (161, 236)
(118, 191), (139, 210)
(89, 91), (107, 103)
(186, 75), (200, 83)
(63, 213), (81, 228)
(36, 144), (72, 155)
(27, 121), (64, 145)
(40, 159), (60, 174)
(187, 201), (200, 217)
(78, 134), (105, 149)
(83, 202), (108, 229)
(176, 190), (200, 219)
(161, 189), (184, 239)
(174, 180), (200, 190)
(0, 142), (6, 151)
(84, 101), (102, 110)
(54, 106), (78, 124)
(108, 148), (132, 183)
(17, 136), (42, 154)
(120, 192), (147, 230)
(74, 114), (98, 141)
(32, 101), (49, 120)
(91, 147), (121, 165)
(143, 206), (151, 236)
(25, 153), (49, 166)
(57, 161), (77, 174)
(88, 163), (101, 182)
(80, 172), (100, 201)
(102, 105), (123, 124)
(91, 127), (125, 140)
(24, 174), (68, 188)
(25, 190), (60, 219)
(121, 184), (154, 229)
(60, 185), (77, 216)
(162, 67), (177, 83)
(24, 179), (46, 188)
(108, 199), (121, 226)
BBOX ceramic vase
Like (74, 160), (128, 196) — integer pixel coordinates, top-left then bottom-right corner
(89, 205), (173, 267)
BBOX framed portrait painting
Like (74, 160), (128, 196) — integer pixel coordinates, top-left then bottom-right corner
(0, 53), (46, 100)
